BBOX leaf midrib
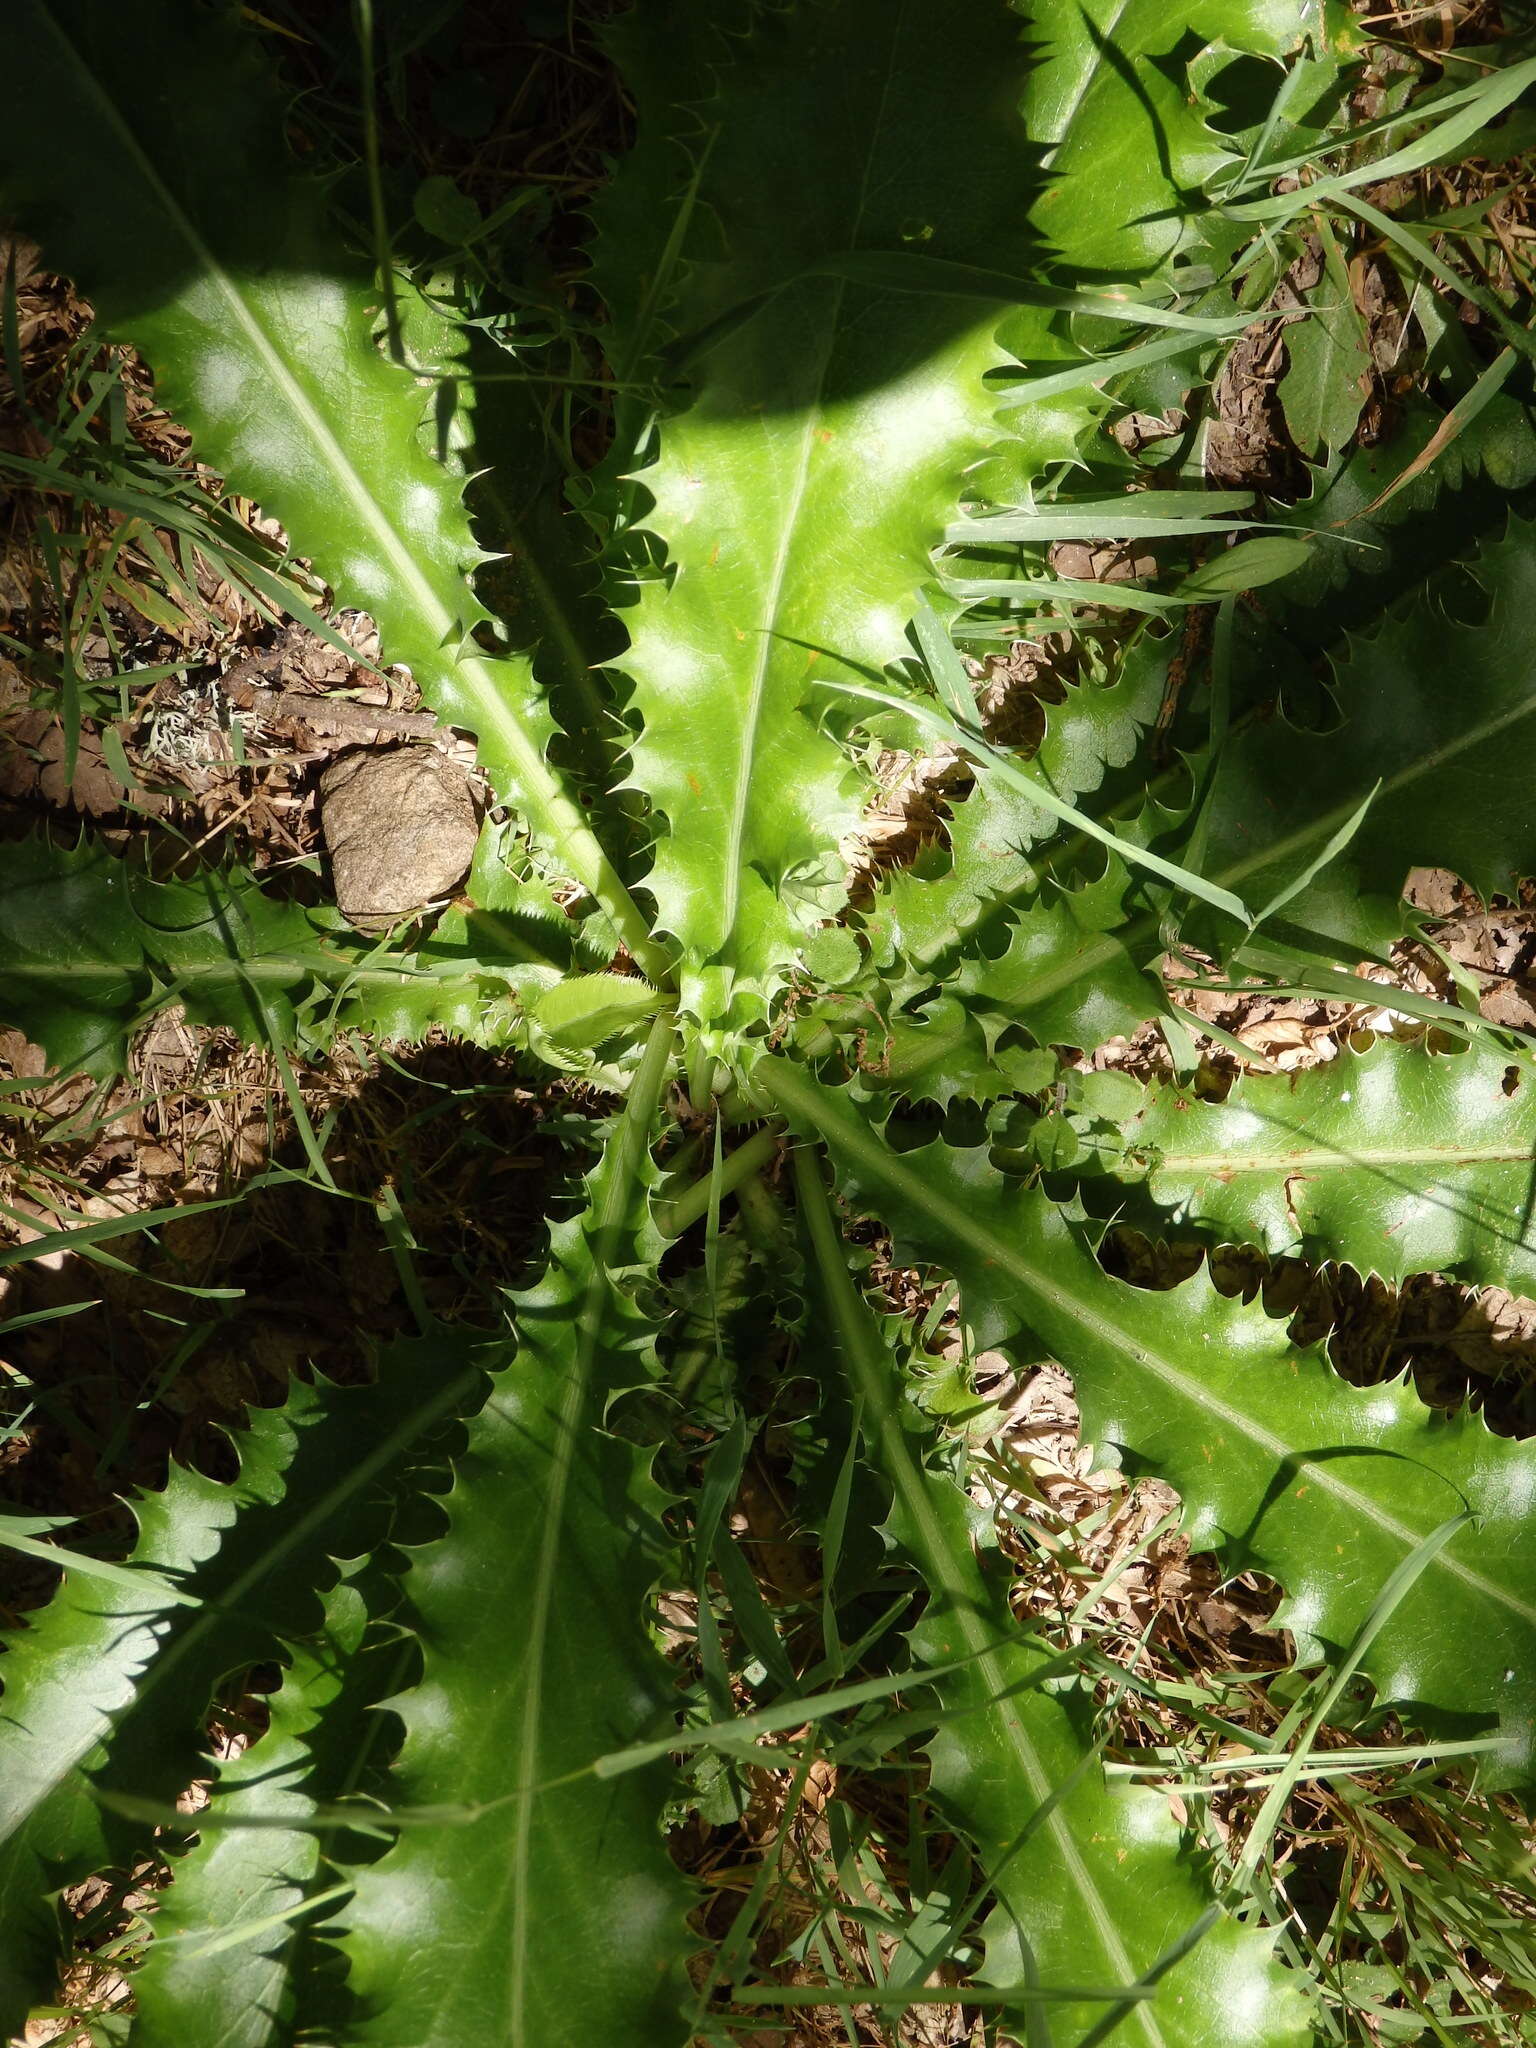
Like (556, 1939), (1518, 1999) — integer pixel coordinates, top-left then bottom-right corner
(721, 307), (840, 957)
(494, 1017), (671, 2046)
(881, 1405), (1162, 2043)
(717, 0), (904, 973)
(1156, 1140), (1534, 1174)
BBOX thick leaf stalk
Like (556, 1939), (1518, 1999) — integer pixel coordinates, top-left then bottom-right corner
(339, 1018), (693, 2047)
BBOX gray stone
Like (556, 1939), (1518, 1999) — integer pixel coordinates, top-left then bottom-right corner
(319, 746), (478, 932)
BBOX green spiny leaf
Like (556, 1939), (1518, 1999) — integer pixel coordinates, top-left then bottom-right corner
(764, 1062), (1536, 1790)
(923, 854), (1160, 1054)
(881, 508), (1536, 1060)
(0, 836), (324, 1079)
(0, 0), (662, 975)
(339, 1020), (693, 2046)
(868, 656), (1167, 975)
(0, 835), (618, 1076)
(129, 1568), (395, 2048)
(1021, 2), (1323, 274)
(851, 3), (1360, 987)
(975, 0), (1342, 490)
(1077, 1035), (1536, 1292)
(1200, 510), (1536, 958)
(601, 0), (1039, 1031)
(794, 1150), (1308, 2047)
(0, 1339), (479, 2034)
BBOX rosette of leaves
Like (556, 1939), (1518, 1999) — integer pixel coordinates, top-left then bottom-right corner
(3, 3), (1536, 2044)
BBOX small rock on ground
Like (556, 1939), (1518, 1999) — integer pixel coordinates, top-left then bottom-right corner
(319, 745), (478, 932)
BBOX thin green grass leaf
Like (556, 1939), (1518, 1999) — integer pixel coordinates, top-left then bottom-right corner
(1231, 1514), (1472, 1896)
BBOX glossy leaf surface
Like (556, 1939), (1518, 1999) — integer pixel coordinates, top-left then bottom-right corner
(1081, 1036), (1536, 1292)
(603, 0), (1036, 1027)
(0, 0), (658, 971)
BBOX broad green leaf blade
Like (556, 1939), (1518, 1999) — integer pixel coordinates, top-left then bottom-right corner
(858, 6), (1353, 983)
(830, 680), (1252, 920)
(885, 506), (1536, 1058)
(868, 657), (1167, 975)
(1259, 380), (1536, 633)
(764, 1062), (1536, 1789)
(872, 0), (1351, 966)
(0, 836), (328, 1078)
(1022, 2), (1320, 274)
(933, 855), (1160, 1053)
(601, 0), (1037, 1029)
(0, 0), (660, 974)
(1080, 1036), (1536, 1292)
(0, 836), (610, 1078)
(1201, 511), (1536, 957)
(795, 1153), (1308, 2048)
(340, 1021), (692, 2047)
(130, 1573), (387, 2048)
(0, 1341), (478, 2034)
(1277, 224), (1372, 459)
(975, 1), (1342, 492)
